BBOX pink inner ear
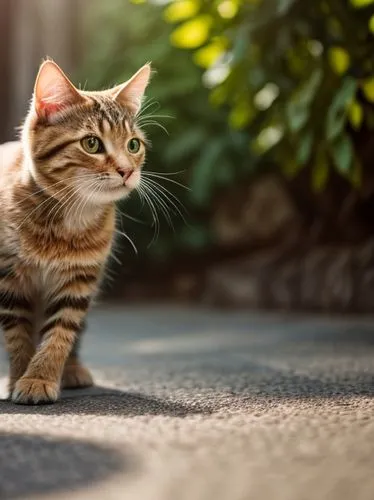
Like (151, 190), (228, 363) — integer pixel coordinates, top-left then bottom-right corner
(34, 61), (83, 119)
(37, 99), (68, 119)
(114, 64), (151, 114)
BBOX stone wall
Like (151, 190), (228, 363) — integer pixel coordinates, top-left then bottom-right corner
(203, 240), (374, 313)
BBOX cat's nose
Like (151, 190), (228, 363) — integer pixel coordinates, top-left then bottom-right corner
(117, 167), (134, 182)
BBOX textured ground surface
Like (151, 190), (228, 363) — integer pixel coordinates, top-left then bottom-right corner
(1, 305), (374, 500)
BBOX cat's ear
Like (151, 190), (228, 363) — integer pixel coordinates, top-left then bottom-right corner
(34, 60), (85, 119)
(112, 64), (152, 114)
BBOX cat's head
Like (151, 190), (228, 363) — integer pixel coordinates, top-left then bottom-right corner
(23, 60), (151, 204)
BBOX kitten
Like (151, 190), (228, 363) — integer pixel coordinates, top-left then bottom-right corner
(0, 60), (151, 404)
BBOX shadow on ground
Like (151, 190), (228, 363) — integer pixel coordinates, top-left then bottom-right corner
(0, 431), (127, 499)
(0, 385), (212, 416)
(1, 365), (374, 418)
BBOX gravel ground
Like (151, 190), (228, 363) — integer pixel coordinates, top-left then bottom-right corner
(1, 305), (374, 500)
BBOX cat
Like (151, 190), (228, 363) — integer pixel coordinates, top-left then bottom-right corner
(0, 59), (151, 404)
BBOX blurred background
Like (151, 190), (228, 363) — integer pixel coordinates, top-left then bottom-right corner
(1, 0), (374, 312)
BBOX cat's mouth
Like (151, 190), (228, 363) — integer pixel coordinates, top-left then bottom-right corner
(83, 171), (140, 203)
(72, 169), (142, 205)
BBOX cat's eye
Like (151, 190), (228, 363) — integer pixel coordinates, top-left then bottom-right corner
(81, 136), (105, 154)
(127, 138), (141, 154)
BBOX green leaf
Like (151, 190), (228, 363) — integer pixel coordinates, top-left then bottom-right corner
(298, 69), (323, 105)
(286, 70), (322, 133)
(193, 38), (227, 68)
(326, 77), (357, 141)
(328, 47), (351, 75)
(286, 100), (309, 132)
(347, 100), (363, 129)
(229, 102), (254, 129)
(297, 132), (313, 164)
(164, 0), (200, 23)
(170, 15), (212, 49)
(217, 0), (240, 19)
(231, 29), (248, 63)
(326, 108), (346, 141)
(331, 134), (354, 173)
(209, 85), (228, 107)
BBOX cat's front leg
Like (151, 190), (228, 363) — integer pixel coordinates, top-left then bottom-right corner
(12, 277), (94, 404)
(0, 289), (35, 396)
(62, 325), (94, 389)
(6, 322), (35, 395)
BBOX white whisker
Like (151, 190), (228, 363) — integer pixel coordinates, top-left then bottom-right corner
(142, 172), (190, 191)
(14, 173), (102, 207)
(16, 182), (79, 229)
(139, 121), (169, 135)
(73, 179), (101, 228)
(44, 185), (77, 226)
(136, 98), (160, 118)
(115, 206), (146, 225)
(141, 181), (174, 230)
(144, 169), (186, 176)
(137, 185), (160, 246)
(137, 114), (174, 124)
(114, 229), (138, 255)
(141, 177), (188, 221)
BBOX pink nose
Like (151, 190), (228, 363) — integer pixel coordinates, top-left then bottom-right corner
(117, 168), (134, 182)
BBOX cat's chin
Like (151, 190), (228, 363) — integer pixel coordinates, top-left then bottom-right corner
(90, 185), (133, 204)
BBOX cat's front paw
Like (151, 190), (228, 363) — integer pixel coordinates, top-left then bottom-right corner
(12, 378), (59, 405)
(62, 364), (94, 389)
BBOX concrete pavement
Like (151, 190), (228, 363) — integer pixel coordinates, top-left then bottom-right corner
(1, 305), (374, 500)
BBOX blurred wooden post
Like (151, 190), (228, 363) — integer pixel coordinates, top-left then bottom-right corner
(8, 0), (80, 137)
(0, 0), (13, 142)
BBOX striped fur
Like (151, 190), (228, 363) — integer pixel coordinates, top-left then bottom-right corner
(0, 61), (151, 404)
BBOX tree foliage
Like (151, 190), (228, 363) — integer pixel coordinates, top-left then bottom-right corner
(162, 0), (374, 190)
(79, 0), (374, 270)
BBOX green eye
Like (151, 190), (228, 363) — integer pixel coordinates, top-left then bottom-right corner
(127, 138), (141, 154)
(81, 136), (104, 154)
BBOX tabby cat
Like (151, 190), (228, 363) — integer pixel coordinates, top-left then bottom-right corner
(0, 60), (151, 404)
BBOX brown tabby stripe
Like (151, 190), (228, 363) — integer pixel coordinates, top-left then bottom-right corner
(0, 292), (31, 310)
(45, 296), (90, 317)
(0, 313), (32, 330)
(0, 266), (13, 279)
(51, 161), (79, 174)
(34, 138), (77, 162)
(0, 250), (17, 258)
(39, 317), (83, 337)
(93, 98), (119, 130)
(63, 272), (98, 287)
